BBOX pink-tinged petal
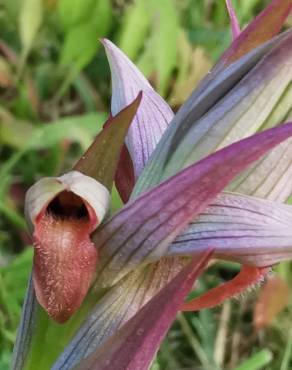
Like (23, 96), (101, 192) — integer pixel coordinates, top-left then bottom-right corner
(93, 122), (292, 286)
(182, 266), (269, 311)
(102, 38), (174, 178)
(73, 252), (212, 370)
(221, 0), (292, 66)
(225, 0), (241, 40)
(170, 192), (292, 267)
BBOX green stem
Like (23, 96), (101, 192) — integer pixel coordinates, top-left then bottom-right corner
(280, 329), (292, 370)
(0, 203), (26, 230)
(177, 313), (219, 370)
(234, 349), (273, 370)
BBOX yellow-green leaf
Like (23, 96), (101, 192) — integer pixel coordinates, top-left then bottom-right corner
(19, 0), (43, 57)
(57, 0), (96, 31)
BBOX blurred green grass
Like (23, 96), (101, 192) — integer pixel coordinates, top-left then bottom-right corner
(0, 0), (291, 369)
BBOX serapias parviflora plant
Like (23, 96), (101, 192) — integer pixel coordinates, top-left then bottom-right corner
(12, 0), (292, 369)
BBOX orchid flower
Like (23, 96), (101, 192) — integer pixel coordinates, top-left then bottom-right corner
(13, 1), (292, 369)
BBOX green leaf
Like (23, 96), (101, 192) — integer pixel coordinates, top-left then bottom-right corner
(234, 349), (273, 370)
(0, 203), (26, 230)
(29, 114), (106, 150)
(59, 0), (113, 71)
(119, 0), (180, 96)
(57, 0), (96, 31)
(91, 0), (113, 36)
(0, 249), (33, 358)
(0, 113), (106, 200)
(149, 0), (179, 96)
(19, 0), (43, 58)
(60, 22), (100, 71)
(118, 0), (150, 60)
(0, 113), (106, 151)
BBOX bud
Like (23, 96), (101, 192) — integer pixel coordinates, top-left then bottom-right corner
(25, 171), (110, 323)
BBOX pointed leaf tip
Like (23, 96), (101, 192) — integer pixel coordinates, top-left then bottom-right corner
(222, 0), (292, 65)
(225, 0), (241, 40)
(74, 251), (212, 370)
(102, 38), (173, 178)
(74, 92), (142, 191)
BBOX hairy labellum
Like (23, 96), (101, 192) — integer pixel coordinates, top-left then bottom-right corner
(25, 171), (110, 323)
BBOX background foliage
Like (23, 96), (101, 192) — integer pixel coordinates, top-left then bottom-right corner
(0, 0), (291, 369)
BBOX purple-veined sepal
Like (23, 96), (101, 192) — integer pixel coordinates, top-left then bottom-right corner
(73, 252), (212, 370)
(93, 123), (292, 287)
(171, 192), (292, 267)
(227, 137), (292, 202)
(102, 38), (174, 180)
(104, 0), (292, 189)
(134, 30), (292, 193)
